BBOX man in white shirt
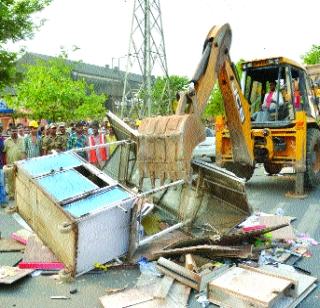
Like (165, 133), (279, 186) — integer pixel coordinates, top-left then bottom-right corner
(254, 81), (284, 122)
(261, 81), (284, 111)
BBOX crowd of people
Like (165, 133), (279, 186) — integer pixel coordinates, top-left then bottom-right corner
(0, 120), (117, 205)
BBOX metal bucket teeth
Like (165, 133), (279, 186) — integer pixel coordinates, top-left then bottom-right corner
(137, 114), (205, 183)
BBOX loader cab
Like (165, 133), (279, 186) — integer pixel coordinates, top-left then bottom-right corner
(241, 57), (320, 127)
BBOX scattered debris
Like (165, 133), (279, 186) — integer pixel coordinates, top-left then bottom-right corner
(157, 257), (228, 292)
(11, 229), (33, 245)
(50, 296), (71, 300)
(0, 266), (34, 284)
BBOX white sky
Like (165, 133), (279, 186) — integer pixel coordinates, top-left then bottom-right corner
(7, 0), (320, 77)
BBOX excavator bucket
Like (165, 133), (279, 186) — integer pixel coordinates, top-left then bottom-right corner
(137, 114), (205, 183)
(137, 24), (232, 183)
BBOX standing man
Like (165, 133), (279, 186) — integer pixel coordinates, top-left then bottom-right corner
(3, 125), (25, 200)
(42, 123), (58, 155)
(24, 120), (42, 159)
(56, 122), (68, 152)
(67, 122), (88, 159)
(88, 121), (107, 169)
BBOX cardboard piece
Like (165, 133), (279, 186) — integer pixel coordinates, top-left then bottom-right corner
(99, 279), (190, 308)
(0, 238), (25, 252)
(0, 266), (34, 284)
(259, 215), (296, 240)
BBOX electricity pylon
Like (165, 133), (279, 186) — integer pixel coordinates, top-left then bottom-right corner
(121, 0), (170, 118)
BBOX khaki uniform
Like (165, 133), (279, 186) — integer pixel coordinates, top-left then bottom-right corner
(55, 133), (68, 152)
(42, 135), (59, 154)
(3, 137), (25, 200)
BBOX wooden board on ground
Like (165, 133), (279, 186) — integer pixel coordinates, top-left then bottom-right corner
(99, 287), (154, 308)
(208, 265), (297, 308)
(100, 273), (191, 308)
(259, 216), (296, 240)
(0, 238), (25, 252)
(154, 275), (175, 299)
(0, 266), (34, 284)
(260, 264), (317, 308)
(22, 235), (59, 262)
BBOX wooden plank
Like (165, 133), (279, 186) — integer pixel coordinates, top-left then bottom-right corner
(99, 287), (154, 308)
(0, 266), (34, 284)
(157, 257), (201, 283)
(157, 264), (199, 290)
(185, 254), (198, 272)
(153, 275), (175, 299)
(208, 266), (296, 308)
(166, 280), (191, 307)
(0, 238), (25, 252)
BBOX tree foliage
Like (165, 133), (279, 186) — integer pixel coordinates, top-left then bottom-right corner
(301, 45), (320, 65)
(150, 75), (189, 115)
(5, 56), (107, 122)
(0, 0), (52, 88)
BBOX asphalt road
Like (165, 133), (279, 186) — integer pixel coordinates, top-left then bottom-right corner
(1, 164), (319, 307)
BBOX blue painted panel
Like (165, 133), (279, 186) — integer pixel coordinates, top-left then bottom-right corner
(37, 169), (98, 201)
(64, 186), (132, 218)
(20, 152), (83, 177)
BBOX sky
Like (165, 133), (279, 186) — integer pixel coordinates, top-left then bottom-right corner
(6, 0), (320, 78)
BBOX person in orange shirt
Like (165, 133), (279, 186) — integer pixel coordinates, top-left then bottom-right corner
(88, 121), (108, 169)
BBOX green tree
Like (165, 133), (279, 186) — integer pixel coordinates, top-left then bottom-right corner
(0, 0), (51, 88)
(5, 56), (106, 122)
(301, 45), (320, 65)
(150, 75), (189, 115)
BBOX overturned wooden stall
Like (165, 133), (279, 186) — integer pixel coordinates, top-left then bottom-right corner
(14, 152), (135, 276)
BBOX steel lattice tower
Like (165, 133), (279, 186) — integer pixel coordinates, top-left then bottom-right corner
(121, 0), (169, 118)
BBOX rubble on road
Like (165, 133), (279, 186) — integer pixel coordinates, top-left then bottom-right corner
(0, 118), (317, 307)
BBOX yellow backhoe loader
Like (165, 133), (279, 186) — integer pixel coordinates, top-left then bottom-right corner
(137, 23), (320, 195)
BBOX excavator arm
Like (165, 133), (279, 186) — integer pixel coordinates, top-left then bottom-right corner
(137, 23), (254, 184)
(218, 60), (254, 166)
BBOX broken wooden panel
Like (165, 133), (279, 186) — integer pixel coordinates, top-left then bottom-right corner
(15, 152), (136, 276)
(208, 265), (298, 308)
(0, 266), (33, 284)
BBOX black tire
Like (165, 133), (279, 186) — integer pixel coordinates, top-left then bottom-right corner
(264, 162), (282, 175)
(210, 156), (216, 163)
(224, 162), (255, 181)
(305, 128), (320, 188)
